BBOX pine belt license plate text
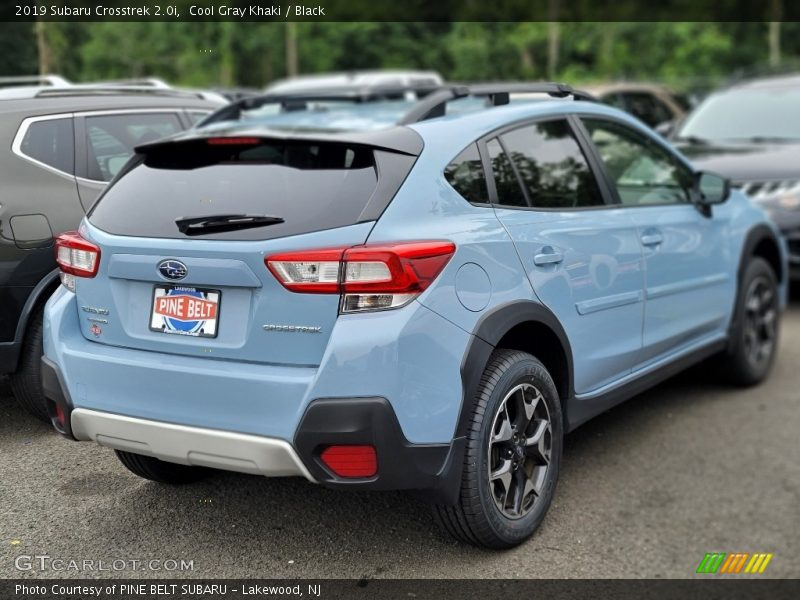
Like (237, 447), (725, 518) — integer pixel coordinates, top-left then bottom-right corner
(149, 286), (221, 338)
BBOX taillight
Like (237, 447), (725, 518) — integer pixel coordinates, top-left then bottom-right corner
(320, 445), (377, 478)
(55, 231), (101, 292)
(265, 248), (343, 294)
(266, 241), (455, 313)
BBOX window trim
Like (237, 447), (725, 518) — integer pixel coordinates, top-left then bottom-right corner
(476, 114), (617, 212)
(572, 113), (698, 210)
(11, 113), (76, 181)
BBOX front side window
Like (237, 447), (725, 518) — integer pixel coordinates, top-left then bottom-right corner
(84, 113), (183, 182)
(444, 143), (489, 204)
(491, 120), (603, 209)
(583, 118), (693, 206)
(18, 117), (75, 175)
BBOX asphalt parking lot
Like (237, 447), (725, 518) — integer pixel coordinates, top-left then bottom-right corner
(1, 293), (798, 580)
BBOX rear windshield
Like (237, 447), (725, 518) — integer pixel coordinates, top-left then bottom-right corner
(88, 139), (387, 241)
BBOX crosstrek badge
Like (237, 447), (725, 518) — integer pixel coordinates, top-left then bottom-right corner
(150, 286), (221, 338)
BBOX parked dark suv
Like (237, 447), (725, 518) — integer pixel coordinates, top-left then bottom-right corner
(672, 74), (800, 279)
(0, 86), (223, 419)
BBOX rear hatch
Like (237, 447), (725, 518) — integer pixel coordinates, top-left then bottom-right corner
(76, 130), (420, 366)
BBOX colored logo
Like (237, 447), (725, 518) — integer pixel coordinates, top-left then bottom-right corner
(151, 287), (220, 337)
(89, 323), (102, 337)
(157, 259), (188, 281)
(696, 552), (774, 574)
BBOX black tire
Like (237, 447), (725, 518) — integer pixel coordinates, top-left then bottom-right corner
(722, 257), (780, 386)
(9, 305), (49, 422)
(115, 450), (211, 484)
(433, 349), (563, 549)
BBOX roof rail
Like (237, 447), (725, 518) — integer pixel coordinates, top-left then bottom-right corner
(198, 82), (443, 127)
(197, 81), (596, 129)
(398, 82), (596, 125)
(79, 78), (172, 89)
(34, 86), (206, 100)
(0, 74), (71, 88)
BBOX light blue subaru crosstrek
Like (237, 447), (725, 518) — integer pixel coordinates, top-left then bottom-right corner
(42, 83), (787, 548)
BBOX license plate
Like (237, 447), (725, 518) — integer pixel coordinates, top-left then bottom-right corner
(149, 285), (221, 338)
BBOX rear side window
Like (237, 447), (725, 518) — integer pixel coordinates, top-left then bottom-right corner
(88, 139), (409, 241)
(491, 120), (603, 209)
(444, 143), (488, 204)
(486, 139), (527, 207)
(84, 113), (183, 182)
(18, 118), (74, 175)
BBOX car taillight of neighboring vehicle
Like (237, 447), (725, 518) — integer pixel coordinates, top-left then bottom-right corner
(55, 231), (101, 292)
(266, 241), (455, 313)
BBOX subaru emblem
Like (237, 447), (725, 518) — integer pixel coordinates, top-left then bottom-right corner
(158, 259), (188, 281)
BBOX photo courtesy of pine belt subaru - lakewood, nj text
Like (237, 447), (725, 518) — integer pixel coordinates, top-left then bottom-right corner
(41, 83), (787, 548)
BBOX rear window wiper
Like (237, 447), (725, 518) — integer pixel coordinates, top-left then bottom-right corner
(176, 214), (284, 236)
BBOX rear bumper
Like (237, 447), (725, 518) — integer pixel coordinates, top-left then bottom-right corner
(42, 287), (469, 500)
(71, 408), (314, 480)
(43, 362), (460, 500)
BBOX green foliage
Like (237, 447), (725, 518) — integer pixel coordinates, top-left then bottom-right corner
(4, 21), (798, 93)
(0, 24), (37, 75)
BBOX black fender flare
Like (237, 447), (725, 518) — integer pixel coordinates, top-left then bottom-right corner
(1, 269), (60, 374)
(14, 268), (60, 342)
(728, 224), (784, 350)
(460, 300), (575, 436)
(431, 300), (574, 505)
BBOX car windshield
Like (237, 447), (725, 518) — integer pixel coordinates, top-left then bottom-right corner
(677, 85), (800, 143)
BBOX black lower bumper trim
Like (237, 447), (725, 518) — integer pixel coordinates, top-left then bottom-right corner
(294, 397), (463, 503)
(40, 356), (76, 439)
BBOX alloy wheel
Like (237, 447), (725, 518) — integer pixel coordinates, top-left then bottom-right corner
(487, 382), (552, 520)
(743, 275), (777, 368)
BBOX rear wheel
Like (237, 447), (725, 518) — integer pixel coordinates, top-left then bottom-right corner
(433, 349), (563, 548)
(9, 305), (49, 422)
(722, 257), (780, 386)
(115, 451), (210, 484)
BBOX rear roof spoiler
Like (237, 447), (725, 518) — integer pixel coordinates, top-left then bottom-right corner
(135, 124), (425, 157)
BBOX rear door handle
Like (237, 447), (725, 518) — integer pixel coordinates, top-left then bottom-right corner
(640, 231), (663, 247)
(533, 247), (564, 266)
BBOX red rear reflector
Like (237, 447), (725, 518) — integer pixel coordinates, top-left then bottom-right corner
(54, 403), (65, 428)
(206, 137), (260, 145)
(320, 445), (377, 478)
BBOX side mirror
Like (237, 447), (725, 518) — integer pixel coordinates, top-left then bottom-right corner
(694, 171), (730, 206)
(654, 120), (674, 138)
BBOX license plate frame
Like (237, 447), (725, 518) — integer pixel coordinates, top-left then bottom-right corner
(149, 285), (221, 338)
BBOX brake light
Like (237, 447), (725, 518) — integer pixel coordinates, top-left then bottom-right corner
(320, 445), (377, 478)
(55, 231), (101, 292)
(206, 137), (260, 145)
(266, 241), (455, 313)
